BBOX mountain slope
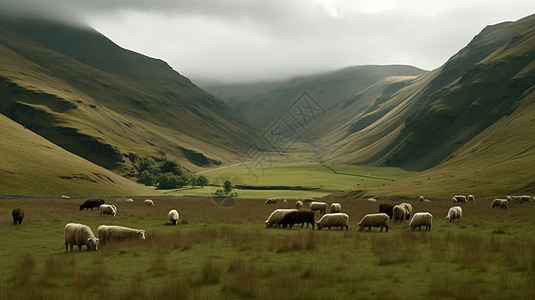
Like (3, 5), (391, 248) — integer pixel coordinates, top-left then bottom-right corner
(323, 13), (535, 171)
(0, 113), (158, 196)
(0, 18), (260, 175)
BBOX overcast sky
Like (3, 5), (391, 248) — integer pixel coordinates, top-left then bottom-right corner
(3, 0), (535, 84)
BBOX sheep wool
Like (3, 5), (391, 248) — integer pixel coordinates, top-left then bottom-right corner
(65, 223), (99, 251)
(400, 203), (413, 220)
(97, 225), (146, 244)
(330, 203), (341, 213)
(144, 199), (155, 206)
(309, 202), (328, 214)
(491, 199), (508, 209)
(100, 204), (116, 217)
(392, 205), (407, 222)
(265, 209), (298, 228)
(265, 198), (277, 204)
(169, 209), (179, 225)
(367, 198), (377, 203)
(419, 196), (424, 202)
(296, 200), (304, 210)
(409, 212), (433, 231)
(316, 213), (349, 231)
(358, 213), (389, 232)
(467, 195), (475, 202)
(446, 206), (463, 222)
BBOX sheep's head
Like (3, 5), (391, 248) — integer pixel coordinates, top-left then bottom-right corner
(88, 238), (99, 251)
(138, 230), (146, 240)
(358, 224), (364, 231)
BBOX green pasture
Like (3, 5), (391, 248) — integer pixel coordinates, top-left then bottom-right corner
(199, 163), (414, 191)
(1, 197), (535, 300)
(163, 186), (331, 199)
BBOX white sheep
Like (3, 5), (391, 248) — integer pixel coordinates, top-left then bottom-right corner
(126, 199), (134, 202)
(491, 199), (508, 209)
(265, 198), (277, 204)
(283, 199), (288, 203)
(400, 203), (413, 220)
(409, 212), (433, 231)
(65, 223), (99, 251)
(61, 195), (71, 199)
(419, 196), (424, 202)
(357, 213), (389, 232)
(367, 198), (377, 203)
(392, 205), (407, 222)
(467, 195), (475, 202)
(423, 199), (431, 202)
(97, 225), (146, 244)
(296, 200), (303, 210)
(330, 203), (341, 213)
(100, 204), (116, 217)
(520, 195), (531, 203)
(445, 206), (462, 222)
(144, 199), (155, 206)
(168, 209), (179, 225)
(309, 201), (328, 214)
(316, 213), (349, 230)
(265, 209), (298, 228)
(452, 195), (467, 203)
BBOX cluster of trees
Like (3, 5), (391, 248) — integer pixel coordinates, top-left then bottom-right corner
(137, 159), (209, 189)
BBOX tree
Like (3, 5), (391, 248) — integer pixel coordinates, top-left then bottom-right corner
(138, 170), (156, 186)
(157, 172), (179, 189)
(197, 175), (209, 187)
(146, 165), (161, 176)
(224, 180), (232, 194)
(139, 159), (155, 172)
(161, 160), (182, 176)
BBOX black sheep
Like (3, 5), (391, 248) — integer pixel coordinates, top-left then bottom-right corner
(79, 198), (105, 210)
(379, 203), (395, 219)
(12, 208), (25, 225)
(280, 211), (315, 229)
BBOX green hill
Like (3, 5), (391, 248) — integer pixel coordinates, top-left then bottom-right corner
(0, 18), (260, 176)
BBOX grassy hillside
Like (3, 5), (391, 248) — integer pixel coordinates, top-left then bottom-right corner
(323, 13), (535, 172)
(0, 114), (159, 196)
(0, 18), (260, 176)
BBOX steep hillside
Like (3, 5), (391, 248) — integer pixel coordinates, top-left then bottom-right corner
(323, 13), (535, 171)
(0, 114), (158, 196)
(203, 65), (426, 129)
(0, 18), (260, 175)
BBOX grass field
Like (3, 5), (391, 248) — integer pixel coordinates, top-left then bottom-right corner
(1, 196), (535, 300)
(164, 186), (331, 199)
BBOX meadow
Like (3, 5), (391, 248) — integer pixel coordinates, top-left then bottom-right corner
(1, 196), (535, 300)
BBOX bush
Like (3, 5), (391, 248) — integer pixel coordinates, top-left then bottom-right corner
(161, 160), (182, 176)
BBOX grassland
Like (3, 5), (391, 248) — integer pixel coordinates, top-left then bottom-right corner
(1, 196), (535, 300)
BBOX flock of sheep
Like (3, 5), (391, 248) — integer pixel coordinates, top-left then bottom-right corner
(263, 193), (533, 233)
(11, 197), (180, 252)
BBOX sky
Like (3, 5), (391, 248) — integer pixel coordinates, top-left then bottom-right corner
(2, 0), (535, 84)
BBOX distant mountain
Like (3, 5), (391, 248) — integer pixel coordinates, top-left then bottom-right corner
(202, 65), (426, 129)
(323, 13), (535, 172)
(0, 18), (261, 176)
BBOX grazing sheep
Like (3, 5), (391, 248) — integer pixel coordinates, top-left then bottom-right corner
(283, 199), (288, 203)
(452, 195), (467, 203)
(61, 195), (71, 199)
(265, 198), (277, 204)
(367, 198), (377, 203)
(445, 206), (463, 222)
(126, 199), (134, 202)
(520, 195), (531, 203)
(409, 212), (433, 231)
(168, 209), (179, 225)
(97, 225), (146, 244)
(265, 209), (298, 228)
(316, 213), (349, 231)
(144, 199), (155, 206)
(304, 198), (315, 203)
(12, 208), (24, 225)
(296, 200), (304, 210)
(491, 199), (508, 209)
(309, 202), (328, 214)
(358, 213), (389, 232)
(330, 203), (342, 213)
(65, 223), (99, 251)
(280, 211), (315, 229)
(506, 195), (529, 203)
(423, 199), (431, 202)
(419, 196), (424, 202)
(392, 205), (408, 222)
(379, 203), (395, 219)
(400, 203), (413, 220)
(79, 198), (105, 210)
(468, 195), (475, 202)
(99, 204), (116, 217)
